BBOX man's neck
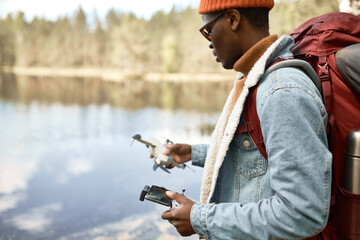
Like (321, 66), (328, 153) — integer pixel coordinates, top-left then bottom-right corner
(243, 31), (271, 56)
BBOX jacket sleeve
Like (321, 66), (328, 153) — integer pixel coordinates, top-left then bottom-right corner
(191, 144), (209, 168)
(190, 71), (332, 240)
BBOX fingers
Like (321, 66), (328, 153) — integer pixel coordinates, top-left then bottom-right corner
(161, 204), (183, 220)
(166, 191), (187, 204)
(162, 210), (173, 220)
(161, 216), (195, 237)
(164, 144), (177, 155)
(161, 199), (196, 237)
(161, 191), (188, 221)
(166, 164), (175, 169)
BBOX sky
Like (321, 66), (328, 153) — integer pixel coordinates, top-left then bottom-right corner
(0, 0), (200, 21)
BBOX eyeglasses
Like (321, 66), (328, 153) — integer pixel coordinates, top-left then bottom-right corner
(199, 11), (225, 42)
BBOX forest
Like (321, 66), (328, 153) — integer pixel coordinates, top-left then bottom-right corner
(0, 0), (340, 73)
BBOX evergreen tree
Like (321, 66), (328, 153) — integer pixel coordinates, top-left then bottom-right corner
(0, 0), (344, 72)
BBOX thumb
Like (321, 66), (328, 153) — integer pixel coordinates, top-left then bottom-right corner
(166, 191), (187, 204)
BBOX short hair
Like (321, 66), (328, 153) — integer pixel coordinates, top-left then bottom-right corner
(237, 8), (270, 30)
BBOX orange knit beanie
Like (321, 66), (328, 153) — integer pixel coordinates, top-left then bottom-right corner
(198, 0), (275, 14)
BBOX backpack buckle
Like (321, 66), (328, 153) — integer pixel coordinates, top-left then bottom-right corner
(318, 56), (329, 81)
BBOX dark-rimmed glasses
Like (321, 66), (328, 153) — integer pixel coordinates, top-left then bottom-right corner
(199, 11), (225, 41)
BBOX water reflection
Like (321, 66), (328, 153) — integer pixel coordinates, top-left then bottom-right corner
(9, 203), (62, 233)
(0, 72), (233, 239)
(0, 73), (232, 112)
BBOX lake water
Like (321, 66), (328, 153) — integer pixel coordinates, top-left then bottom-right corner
(0, 72), (233, 240)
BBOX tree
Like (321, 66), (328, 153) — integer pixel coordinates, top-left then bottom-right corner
(0, 14), (16, 66)
(107, 13), (150, 71)
(105, 8), (121, 31)
(0, 1), (346, 72)
(270, 0), (339, 35)
(51, 17), (72, 66)
(90, 16), (106, 67)
(73, 6), (88, 66)
(13, 11), (26, 66)
(161, 35), (178, 73)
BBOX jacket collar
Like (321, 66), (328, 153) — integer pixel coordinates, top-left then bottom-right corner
(233, 35), (278, 76)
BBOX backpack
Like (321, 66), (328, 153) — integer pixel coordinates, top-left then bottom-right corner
(239, 12), (360, 240)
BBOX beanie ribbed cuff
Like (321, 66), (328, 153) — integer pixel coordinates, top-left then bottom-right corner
(198, 0), (275, 14)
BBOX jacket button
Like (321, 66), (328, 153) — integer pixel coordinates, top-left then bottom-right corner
(243, 139), (251, 147)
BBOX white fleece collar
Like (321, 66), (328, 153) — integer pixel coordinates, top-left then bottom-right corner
(200, 36), (287, 203)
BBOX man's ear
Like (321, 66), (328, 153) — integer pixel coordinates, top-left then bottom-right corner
(225, 9), (241, 31)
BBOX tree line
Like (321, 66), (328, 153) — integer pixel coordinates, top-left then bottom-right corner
(0, 0), (339, 73)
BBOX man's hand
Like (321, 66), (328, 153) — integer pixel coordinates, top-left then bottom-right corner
(150, 143), (192, 169)
(164, 143), (192, 168)
(162, 191), (196, 236)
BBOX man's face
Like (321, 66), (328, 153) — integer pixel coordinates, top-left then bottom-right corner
(201, 11), (243, 70)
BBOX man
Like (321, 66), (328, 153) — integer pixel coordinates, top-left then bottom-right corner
(161, 0), (332, 239)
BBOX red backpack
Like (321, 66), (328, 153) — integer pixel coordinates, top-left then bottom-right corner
(240, 12), (360, 240)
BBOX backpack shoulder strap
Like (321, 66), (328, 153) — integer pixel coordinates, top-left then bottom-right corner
(239, 59), (321, 159)
(264, 59), (322, 93)
(243, 86), (268, 159)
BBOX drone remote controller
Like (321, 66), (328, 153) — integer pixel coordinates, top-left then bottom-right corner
(139, 185), (183, 211)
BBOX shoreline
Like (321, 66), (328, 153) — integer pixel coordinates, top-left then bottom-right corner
(0, 66), (235, 82)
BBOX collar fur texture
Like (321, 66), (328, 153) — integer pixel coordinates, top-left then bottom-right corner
(200, 36), (287, 203)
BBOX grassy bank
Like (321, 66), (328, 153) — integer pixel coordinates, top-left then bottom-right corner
(1, 66), (235, 82)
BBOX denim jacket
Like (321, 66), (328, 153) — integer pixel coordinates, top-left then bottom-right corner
(190, 36), (332, 240)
